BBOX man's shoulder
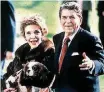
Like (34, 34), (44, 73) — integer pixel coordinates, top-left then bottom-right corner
(79, 28), (100, 43)
(79, 28), (97, 38)
(53, 32), (64, 38)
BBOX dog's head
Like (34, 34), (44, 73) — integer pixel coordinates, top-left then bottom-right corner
(20, 60), (54, 88)
(24, 61), (48, 78)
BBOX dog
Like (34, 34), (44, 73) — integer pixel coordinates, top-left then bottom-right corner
(20, 60), (54, 88)
(5, 60), (54, 92)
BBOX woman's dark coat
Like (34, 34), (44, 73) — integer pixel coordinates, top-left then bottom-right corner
(3, 39), (55, 89)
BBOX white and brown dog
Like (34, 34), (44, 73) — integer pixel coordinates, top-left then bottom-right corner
(5, 60), (54, 92)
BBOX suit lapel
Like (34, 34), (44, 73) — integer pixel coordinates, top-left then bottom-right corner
(67, 30), (80, 55)
(56, 32), (64, 54)
(55, 29), (82, 73)
(60, 29), (81, 72)
(54, 32), (65, 71)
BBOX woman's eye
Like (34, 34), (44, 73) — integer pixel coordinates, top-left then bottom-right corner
(34, 30), (41, 34)
(26, 31), (31, 35)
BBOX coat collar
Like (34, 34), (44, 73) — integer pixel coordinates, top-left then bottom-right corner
(15, 39), (54, 62)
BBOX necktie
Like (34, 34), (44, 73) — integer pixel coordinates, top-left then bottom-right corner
(39, 88), (49, 92)
(58, 37), (70, 73)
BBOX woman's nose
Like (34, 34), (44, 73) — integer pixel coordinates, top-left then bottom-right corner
(30, 33), (36, 38)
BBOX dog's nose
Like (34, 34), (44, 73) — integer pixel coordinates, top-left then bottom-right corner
(27, 70), (30, 73)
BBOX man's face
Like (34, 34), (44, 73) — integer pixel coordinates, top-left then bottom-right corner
(60, 9), (82, 35)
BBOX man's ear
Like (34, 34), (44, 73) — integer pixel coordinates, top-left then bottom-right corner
(80, 16), (83, 26)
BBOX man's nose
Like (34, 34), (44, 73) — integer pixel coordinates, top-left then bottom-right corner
(66, 17), (71, 23)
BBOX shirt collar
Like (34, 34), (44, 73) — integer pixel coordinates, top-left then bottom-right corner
(63, 28), (79, 42)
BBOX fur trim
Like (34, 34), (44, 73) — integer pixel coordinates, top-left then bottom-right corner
(14, 38), (54, 63)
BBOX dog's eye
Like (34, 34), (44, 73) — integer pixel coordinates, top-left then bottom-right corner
(32, 66), (37, 71)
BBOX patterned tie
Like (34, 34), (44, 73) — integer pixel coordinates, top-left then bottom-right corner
(58, 37), (70, 73)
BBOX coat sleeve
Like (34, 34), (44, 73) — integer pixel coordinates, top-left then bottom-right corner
(82, 34), (104, 76)
(43, 47), (55, 74)
(1, 1), (16, 52)
(79, 30), (104, 76)
(2, 57), (22, 89)
(6, 1), (16, 52)
(97, 1), (104, 16)
(92, 37), (104, 76)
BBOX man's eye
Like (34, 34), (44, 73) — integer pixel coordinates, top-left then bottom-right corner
(70, 16), (75, 19)
(62, 16), (67, 19)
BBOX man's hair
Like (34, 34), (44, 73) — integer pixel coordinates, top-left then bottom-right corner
(61, 0), (77, 4)
(59, 2), (82, 19)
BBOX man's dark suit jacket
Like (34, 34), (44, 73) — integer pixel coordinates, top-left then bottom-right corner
(53, 28), (104, 92)
(1, 1), (15, 60)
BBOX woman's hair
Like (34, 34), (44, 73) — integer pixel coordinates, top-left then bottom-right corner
(20, 14), (48, 37)
(59, 2), (82, 19)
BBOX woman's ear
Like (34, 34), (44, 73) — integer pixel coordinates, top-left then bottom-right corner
(24, 36), (27, 41)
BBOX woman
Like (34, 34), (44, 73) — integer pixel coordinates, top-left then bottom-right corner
(3, 14), (55, 92)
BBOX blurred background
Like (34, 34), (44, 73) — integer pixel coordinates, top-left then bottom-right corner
(4, 0), (104, 92)
(11, 0), (102, 49)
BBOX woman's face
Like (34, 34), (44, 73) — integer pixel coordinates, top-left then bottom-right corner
(24, 24), (43, 49)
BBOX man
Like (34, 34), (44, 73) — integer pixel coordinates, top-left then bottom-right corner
(1, 1), (16, 91)
(52, 2), (104, 92)
(80, 0), (92, 32)
(1, 1), (15, 61)
(1, 1), (15, 72)
(97, 1), (104, 48)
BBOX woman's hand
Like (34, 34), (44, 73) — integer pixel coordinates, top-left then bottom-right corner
(6, 51), (14, 60)
(4, 88), (17, 92)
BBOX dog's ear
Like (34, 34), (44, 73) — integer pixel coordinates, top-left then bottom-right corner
(21, 64), (26, 78)
(22, 64), (25, 68)
(19, 63), (29, 86)
(19, 69), (29, 86)
(22, 62), (29, 76)
(38, 63), (55, 87)
(38, 70), (54, 88)
(40, 69), (48, 81)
